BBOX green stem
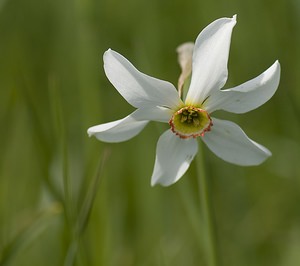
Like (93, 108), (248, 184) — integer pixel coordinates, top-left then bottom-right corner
(196, 142), (219, 266)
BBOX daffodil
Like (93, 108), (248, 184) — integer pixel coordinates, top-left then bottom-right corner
(88, 15), (280, 186)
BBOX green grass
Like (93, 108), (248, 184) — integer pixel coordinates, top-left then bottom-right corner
(1, 0), (300, 265)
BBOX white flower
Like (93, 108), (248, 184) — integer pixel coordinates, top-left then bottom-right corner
(87, 15), (281, 186)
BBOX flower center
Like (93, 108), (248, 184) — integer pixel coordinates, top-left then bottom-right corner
(169, 106), (213, 139)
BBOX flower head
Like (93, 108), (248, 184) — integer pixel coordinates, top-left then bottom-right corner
(88, 15), (281, 186)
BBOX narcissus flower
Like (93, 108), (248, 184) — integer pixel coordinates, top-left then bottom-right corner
(88, 15), (280, 186)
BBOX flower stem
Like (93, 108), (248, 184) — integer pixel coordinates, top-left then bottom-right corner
(196, 142), (219, 266)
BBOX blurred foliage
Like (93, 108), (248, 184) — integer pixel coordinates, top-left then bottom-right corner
(0, 0), (300, 265)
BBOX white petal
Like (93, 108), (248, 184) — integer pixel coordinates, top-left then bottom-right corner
(205, 61), (281, 113)
(134, 106), (174, 123)
(151, 130), (198, 186)
(185, 15), (237, 106)
(87, 107), (172, 143)
(202, 118), (271, 166)
(87, 111), (148, 143)
(104, 49), (183, 109)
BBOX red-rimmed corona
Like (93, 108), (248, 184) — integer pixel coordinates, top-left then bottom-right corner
(169, 106), (213, 139)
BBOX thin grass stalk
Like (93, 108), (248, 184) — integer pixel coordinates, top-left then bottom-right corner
(196, 142), (219, 266)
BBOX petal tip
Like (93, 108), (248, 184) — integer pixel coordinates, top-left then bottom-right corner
(150, 178), (172, 187)
(249, 143), (273, 165)
(265, 149), (272, 158)
(274, 60), (281, 69)
(150, 173), (163, 187)
(271, 60), (281, 83)
(103, 48), (114, 60)
(150, 171), (177, 187)
(150, 180), (157, 187)
(87, 127), (94, 137)
(254, 151), (272, 166)
(231, 14), (237, 26)
(150, 176), (160, 187)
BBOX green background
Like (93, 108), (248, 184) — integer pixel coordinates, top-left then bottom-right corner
(0, 0), (299, 265)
